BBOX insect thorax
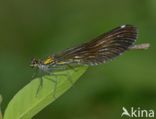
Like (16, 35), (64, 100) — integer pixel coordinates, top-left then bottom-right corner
(43, 56), (55, 65)
(38, 64), (51, 72)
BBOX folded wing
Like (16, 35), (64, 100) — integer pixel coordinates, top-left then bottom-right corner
(55, 25), (137, 65)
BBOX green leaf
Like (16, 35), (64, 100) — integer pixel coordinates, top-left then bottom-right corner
(4, 66), (88, 119)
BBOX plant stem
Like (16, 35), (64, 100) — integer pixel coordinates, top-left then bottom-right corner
(0, 95), (3, 119)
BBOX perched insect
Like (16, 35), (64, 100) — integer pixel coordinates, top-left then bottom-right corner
(30, 25), (138, 71)
(30, 25), (149, 95)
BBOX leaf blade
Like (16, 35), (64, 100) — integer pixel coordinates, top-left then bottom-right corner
(4, 66), (88, 119)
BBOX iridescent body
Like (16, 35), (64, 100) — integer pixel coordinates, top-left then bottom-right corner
(30, 25), (137, 72)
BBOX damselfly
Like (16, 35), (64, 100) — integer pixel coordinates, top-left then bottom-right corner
(30, 25), (149, 95)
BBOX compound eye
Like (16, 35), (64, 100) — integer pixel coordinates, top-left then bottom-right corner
(31, 58), (38, 64)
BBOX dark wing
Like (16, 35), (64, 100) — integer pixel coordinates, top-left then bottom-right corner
(55, 25), (137, 65)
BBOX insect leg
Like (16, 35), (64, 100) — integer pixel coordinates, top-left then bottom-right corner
(36, 76), (44, 96)
(32, 68), (39, 78)
(45, 75), (58, 99)
(66, 64), (78, 72)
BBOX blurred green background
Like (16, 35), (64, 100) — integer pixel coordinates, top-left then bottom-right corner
(0, 0), (156, 119)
